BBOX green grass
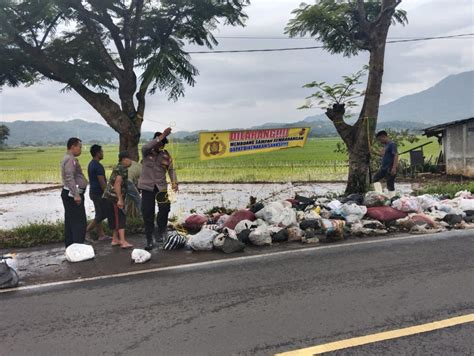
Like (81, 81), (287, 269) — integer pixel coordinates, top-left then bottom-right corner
(414, 181), (474, 198)
(0, 137), (440, 183)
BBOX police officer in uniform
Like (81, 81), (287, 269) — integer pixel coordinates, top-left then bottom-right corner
(138, 128), (178, 250)
(61, 137), (88, 247)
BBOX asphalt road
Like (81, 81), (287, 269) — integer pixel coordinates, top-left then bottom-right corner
(1, 231), (473, 355)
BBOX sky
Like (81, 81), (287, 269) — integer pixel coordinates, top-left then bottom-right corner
(0, 0), (473, 133)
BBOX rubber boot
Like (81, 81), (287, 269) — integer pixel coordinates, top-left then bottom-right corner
(144, 235), (155, 251)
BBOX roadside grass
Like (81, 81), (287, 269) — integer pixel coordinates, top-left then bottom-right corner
(0, 137), (440, 183)
(414, 181), (474, 198)
(0, 217), (145, 249)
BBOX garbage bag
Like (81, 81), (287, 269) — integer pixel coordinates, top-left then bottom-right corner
(0, 262), (19, 289)
(366, 206), (408, 222)
(341, 193), (364, 205)
(163, 231), (187, 250)
(295, 195), (316, 210)
(443, 214), (463, 226)
(65, 243), (95, 262)
(410, 214), (438, 228)
(416, 195), (439, 210)
(237, 229), (252, 244)
(220, 237), (245, 254)
(338, 203), (368, 224)
(300, 219), (320, 230)
(327, 200), (342, 211)
(364, 192), (390, 207)
(255, 201), (285, 225)
(249, 225), (272, 246)
(350, 222), (387, 236)
(223, 210), (256, 230)
(235, 219), (258, 234)
(249, 202), (265, 214)
(280, 207), (297, 227)
(187, 229), (219, 251)
(459, 199), (474, 212)
(272, 228), (289, 242)
(287, 226), (304, 242)
(392, 197), (422, 213)
(183, 214), (209, 232)
(213, 228), (238, 249)
(320, 219), (345, 241)
(131, 249), (152, 263)
(216, 214), (230, 228)
(455, 190), (472, 198)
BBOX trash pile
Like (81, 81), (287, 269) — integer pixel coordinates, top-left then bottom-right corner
(164, 189), (474, 254)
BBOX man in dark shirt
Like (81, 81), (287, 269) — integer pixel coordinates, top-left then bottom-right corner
(372, 130), (399, 192)
(87, 144), (108, 241)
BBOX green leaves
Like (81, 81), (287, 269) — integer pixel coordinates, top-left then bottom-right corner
(300, 68), (367, 110)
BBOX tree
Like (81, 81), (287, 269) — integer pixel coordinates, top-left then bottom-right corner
(286, 0), (407, 194)
(0, 0), (249, 160)
(0, 124), (10, 148)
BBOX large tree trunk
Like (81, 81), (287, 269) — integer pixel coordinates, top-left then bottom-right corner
(119, 130), (141, 161)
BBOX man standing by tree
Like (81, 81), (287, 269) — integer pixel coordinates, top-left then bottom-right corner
(86, 144), (109, 241)
(373, 130), (399, 193)
(138, 127), (177, 251)
(61, 138), (88, 248)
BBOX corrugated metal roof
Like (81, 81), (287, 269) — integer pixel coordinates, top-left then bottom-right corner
(423, 117), (474, 137)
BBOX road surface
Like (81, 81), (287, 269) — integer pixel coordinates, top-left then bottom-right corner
(1, 230), (473, 355)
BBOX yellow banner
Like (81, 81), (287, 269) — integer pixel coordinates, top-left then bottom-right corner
(199, 127), (311, 160)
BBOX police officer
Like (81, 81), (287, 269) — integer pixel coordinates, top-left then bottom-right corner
(138, 128), (178, 250)
(61, 137), (88, 247)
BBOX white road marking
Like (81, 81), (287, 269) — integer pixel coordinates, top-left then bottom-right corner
(0, 232), (466, 294)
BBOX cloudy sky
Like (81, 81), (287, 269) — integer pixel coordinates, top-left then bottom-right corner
(1, 0), (473, 132)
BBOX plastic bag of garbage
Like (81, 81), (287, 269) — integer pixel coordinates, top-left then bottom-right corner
(411, 214), (438, 228)
(338, 203), (368, 224)
(131, 249), (151, 264)
(183, 214), (208, 232)
(366, 206), (408, 222)
(65, 243), (95, 263)
(392, 197), (421, 213)
(455, 190), (472, 199)
(213, 228), (238, 249)
(216, 214), (230, 228)
(459, 199), (474, 212)
(280, 207), (297, 227)
(249, 225), (272, 246)
(364, 192), (390, 207)
(0, 262), (19, 289)
(272, 228), (289, 242)
(187, 229), (219, 251)
(320, 219), (345, 241)
(255, 201), (285, 225)
(416, 195), (439, 210)
(327, 200), (342, 211)
(163, 231), (187, 250)
(351, 223), (387, 236)
(223, 210), (256, 230)
(234, 219), (257, 234)
(237, 229), (252, 244)
(287, 226), (304, 242)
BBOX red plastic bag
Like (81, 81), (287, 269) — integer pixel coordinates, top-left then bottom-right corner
(410, 214), (437, 228)
(366, 206), (408, 222)
(183, 214), (208, 231)
(223, 210), (256, 230)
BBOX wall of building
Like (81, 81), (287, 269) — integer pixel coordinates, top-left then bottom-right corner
(445, 121), (474, 177)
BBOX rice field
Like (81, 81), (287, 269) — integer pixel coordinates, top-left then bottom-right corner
(0, 137), (440, 183)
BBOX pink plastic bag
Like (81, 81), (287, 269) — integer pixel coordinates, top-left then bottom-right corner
(366, 206), (408, 222)
(223, 210), (256, 230)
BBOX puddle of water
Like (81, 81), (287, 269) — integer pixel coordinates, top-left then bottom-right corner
(0, 183), (413, 229)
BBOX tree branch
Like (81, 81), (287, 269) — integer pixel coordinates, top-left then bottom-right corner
(39, 12), (62, 49)
(326, 104), (353, 144)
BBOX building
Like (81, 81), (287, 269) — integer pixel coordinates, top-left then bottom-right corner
(424, 118), (474, 177)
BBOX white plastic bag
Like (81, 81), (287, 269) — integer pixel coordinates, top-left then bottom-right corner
(249, 225), (272, 246)
(416, 195), (439, 211)
(255, 202), (285, 225)
(392, 197), (421, 213)
(216, 214), (230, 228)
(187, 229), (219, 251)
(131, 249), (151, 264)
(338, 203), (368, 224)
(65, 243), (95, 262)
(234, 220), (257, 234)
(327, 200), (342, 211)
(459, 199), (474, 212)
(279, 207), (297, 227)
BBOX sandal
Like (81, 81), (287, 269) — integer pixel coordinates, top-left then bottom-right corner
(120, 242), (134, 249)
(111, 241), (121, 247)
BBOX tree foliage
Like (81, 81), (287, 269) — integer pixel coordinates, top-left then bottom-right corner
(0, 124), (10, 147)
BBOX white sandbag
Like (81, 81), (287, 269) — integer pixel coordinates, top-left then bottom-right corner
(235, 220), (257, 234)
(327, 200), (342, 211)
(65, 243), (95, 263)
(249, 225), (272, 246)
(255, 202), (285, 225)
(279, 207), (297, 227)
(338, 203), (368, 224)
(131, 249), (151, 264)
(187, 229), (219, 251)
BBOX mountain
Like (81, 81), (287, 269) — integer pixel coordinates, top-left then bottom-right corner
(2, 71), (472, 145)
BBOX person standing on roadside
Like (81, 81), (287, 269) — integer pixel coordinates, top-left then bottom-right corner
(86, 144), (109, 241)
(103, 151), (134, 249)
(138, 128), (178, 251)
(372, 130), (399, 193)
(61, 137), (88, 248)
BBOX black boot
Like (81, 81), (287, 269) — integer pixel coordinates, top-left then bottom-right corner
(144, 236), (155, 251)
(155, 228), (167, 243)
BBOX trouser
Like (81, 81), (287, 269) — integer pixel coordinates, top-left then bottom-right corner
(141, 187), (171, 240)
(61, 189), (87, 248)
(127, 181), (142, 212)
(373, 168), (396, 192)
